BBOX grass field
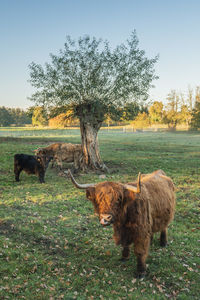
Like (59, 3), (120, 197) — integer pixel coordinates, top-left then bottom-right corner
(0, 129), (199, 299)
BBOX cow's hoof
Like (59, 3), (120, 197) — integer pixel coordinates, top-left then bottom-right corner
(160, 242), (168, 247)
(120, 257), (129, 262)
(136, 271), (146, 279)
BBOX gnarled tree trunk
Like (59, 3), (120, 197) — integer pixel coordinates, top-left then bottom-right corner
(79, 118), (107, 172)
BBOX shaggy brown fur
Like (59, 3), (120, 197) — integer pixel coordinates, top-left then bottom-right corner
(35, 143), (82, 169)
(75, 169), (176, 277)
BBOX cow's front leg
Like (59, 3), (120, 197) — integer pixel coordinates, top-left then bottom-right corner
(160, 228), (168, 247)
(57, 160), (63, 170)
(39, 172), (45, 183)
(134, 237), (150, 278)
(136, 253), (147, 278)
(14, 168), (22, 182)
(51, 158), (55, 168)
(54, 157), (62, 170)
(121, 246), (130, 261)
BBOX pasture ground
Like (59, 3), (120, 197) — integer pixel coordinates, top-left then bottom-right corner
(0, 128), (199, 299)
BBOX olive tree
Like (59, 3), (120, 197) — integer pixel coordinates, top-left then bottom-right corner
(29, 32), (158, 171)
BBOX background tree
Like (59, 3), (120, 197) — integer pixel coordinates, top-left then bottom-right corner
(103, 102), (145, 124)
(29, 32), (158, 171)
(190, 86), (200, 129)
(179, 105), (191, 127)
(177, 89), (193, 127)
(132, 111), (150, 128)
(49, 111), (79, 127)
(0, 107), (31, 126)
(148, 101), (163, 124)
(187, 86), (195, 111)
(26, 106), (35, 120)
(163, 90), (181, 130)
(32, 106), (48, 126)
(121, 103), (140, 122)
(9, 108), (31, 126)
(0, 107), (13, 126)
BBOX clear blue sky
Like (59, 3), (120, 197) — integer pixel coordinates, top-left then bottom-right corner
(0, 0), (200, 109)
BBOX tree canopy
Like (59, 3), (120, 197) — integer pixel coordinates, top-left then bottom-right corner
(29, 32), (158, 171)
(29, 32), (158, 119)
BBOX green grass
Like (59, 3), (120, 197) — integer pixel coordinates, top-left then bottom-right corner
(0, 129), (199, 299)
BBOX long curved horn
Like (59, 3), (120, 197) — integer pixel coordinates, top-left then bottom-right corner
(67, 169), (96, 189)
(123, 172), (141, 194)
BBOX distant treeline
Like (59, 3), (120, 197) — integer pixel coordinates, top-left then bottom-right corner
(1, 85), (200, 129)
(132, 86), (200, 130)
(0, 107), (31, 126)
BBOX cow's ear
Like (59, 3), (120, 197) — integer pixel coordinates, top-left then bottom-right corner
(37, 157), (41, 162)
(86, 187), (95, 201)
(123, 188), (136, 205)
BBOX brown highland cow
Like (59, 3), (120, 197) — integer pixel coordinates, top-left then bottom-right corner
(68, 169), (176, 278)
(35, 143), (82, 169)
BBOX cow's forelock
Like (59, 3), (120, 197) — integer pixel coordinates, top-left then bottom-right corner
(90, 182), (124, 224)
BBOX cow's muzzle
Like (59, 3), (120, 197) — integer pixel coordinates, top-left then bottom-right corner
(100, 214), (114, 226)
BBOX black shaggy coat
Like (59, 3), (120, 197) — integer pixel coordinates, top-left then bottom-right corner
(14, 154), (51, 183)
